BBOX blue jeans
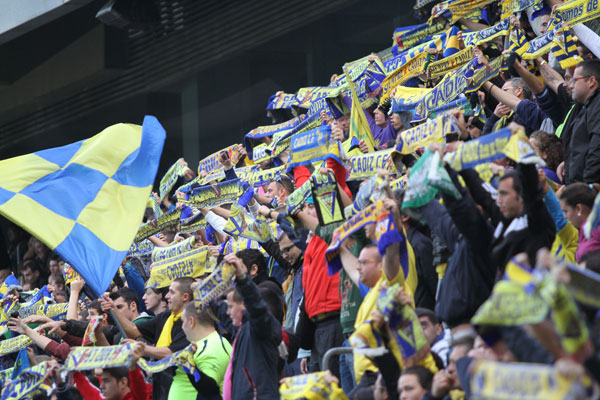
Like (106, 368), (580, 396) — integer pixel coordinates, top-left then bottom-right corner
(339, 338), (356, 394)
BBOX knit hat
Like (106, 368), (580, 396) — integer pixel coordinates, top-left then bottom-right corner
(530, 4), (551, 21)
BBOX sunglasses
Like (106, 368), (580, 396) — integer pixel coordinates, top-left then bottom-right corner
(274, 175), (293, 184)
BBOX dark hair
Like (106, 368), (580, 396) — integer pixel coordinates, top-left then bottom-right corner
(147, 287), (169, 301)
(577, 59), (600, 83)
(53, 290), (68, 299)
(576, 42), (595, 60)
(49, 275), (65, 286)
(183, 301), (214, 326)
(115, 287), (140, 310)
(88, 300), (104, 315)
(162, 230), (177, 244)
(235, 249), (267, 279)
(258, 281), (285, 323)
(401, 365), (433, 390)
(20, 259), (41, 273)
(225, 286), (242, 303)
(415, 307), (439, 325)
(401, 366), (434, 390)
(103, 367), (129, 382)
(260, 159), (276, 170)
(529, 130), (563, 171)
(498, 172), (523, 195)
(173, 277), (195, 300)
(272, 175), (295, 194)
(560, 182), (600, 209)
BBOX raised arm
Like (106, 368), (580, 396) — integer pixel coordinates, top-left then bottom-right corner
(225, 254), (281, 342)
(67, 278), (84, 320)
(200, 207), (228, 236)
(535, 57), (565, 94)
(511, 57), (545, 95)
(482, 81), (521, 110)
(121, 263), (147, 312)
(338, 246), (360, 287)
(572, 24), (600, 59)
(456, 18), (490, 31)
(211, 206), (232, 220)
(296, 210), (319, 234)
(8, 318), (52, 350)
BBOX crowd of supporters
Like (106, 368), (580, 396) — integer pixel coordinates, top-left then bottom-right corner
(3, 0), (600, 399)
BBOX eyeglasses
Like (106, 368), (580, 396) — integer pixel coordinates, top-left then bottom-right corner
(358, 259), (380, 266)
(281, 244), (295, 254)
(573, 75), (592, 82)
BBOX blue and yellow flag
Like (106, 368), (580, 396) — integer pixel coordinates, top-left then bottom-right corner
(0, 116), (165, 296)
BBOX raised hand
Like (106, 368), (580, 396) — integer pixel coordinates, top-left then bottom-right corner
(223, 254), (248, 278)
(70, 278), (85, 293)
(38, 320), (67, 336)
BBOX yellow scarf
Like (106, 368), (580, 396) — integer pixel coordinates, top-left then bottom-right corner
(156, 312), (182, 348)
(492, 110), (514, 132)
(450, 390), (465, 400)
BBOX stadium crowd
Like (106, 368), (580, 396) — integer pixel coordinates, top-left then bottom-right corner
(2, 0), (600, 399)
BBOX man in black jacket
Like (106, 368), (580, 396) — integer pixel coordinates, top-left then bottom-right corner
(405, 221), (437, 310)
(561, 59), (600, 184)
(222, 253), (282, 400)
(419, 165), (496, 329)
(460, 162), (555, 273)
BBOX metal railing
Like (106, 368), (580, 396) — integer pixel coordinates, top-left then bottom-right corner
(322, 347), (353, 372)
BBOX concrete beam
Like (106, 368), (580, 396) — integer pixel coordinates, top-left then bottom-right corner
(0, 0), (95, 45)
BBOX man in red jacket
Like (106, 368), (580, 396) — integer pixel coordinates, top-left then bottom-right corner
(73, 342), (151, 400)
(292, 160), (352, 378)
